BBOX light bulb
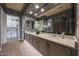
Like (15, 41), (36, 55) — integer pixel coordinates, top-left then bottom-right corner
(41, 8), (45, 12)
(35, 4), (39, 9)
(29, 11), (33, 14)
(34, 13), (37, 16)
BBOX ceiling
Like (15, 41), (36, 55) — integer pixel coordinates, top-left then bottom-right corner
(37, 3), (72, 17)
(6, 3), (24, 12)
(25, 3), (72, 18)
(0, 3), (72, 18)
(1, 3), (30, 17)
(26, 3), (60, 17)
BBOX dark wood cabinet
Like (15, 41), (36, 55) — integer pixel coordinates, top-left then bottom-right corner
(38, 38), (48, 56)
(25, 33), (27, 41)
(25, 33), (77, 56)
(29, 35), (32, 44)
(25, 33), (30, 43)
(26, 34), (29, 42)
(30, 35), (33, 45)
(32, 36), (38, 49)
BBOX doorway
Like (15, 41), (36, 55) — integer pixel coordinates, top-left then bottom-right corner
(7, 15), (20, 42)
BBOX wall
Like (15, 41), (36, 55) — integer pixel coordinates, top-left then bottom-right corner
(0, 7), (7, 45)
(76, 4), (79, 55)
(0, 7), (1, 50)
(76, 4), (79, 39)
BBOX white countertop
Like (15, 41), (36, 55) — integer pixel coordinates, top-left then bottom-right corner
(25, 31), (78, 49)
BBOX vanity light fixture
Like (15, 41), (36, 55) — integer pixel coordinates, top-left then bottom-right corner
(34, 13), (37, 16)
(41, 8), (45, 12)
(29, 11), (33, 14)
(35, 4), (39, 9)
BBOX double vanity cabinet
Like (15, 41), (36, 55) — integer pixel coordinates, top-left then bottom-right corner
(24, 31), (78, 56)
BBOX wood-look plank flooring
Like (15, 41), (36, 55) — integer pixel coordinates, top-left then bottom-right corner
(0, 40), (43, 56)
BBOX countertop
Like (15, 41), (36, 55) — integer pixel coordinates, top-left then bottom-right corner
(25, 31), (78, 49)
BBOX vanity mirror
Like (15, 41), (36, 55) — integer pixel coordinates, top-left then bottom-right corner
(42, 6), (76, 35)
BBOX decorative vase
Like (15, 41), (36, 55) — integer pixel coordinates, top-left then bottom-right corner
(36, 31), (40, 34)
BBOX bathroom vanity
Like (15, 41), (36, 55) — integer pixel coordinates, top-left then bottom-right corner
(23, 4), (77, 56)
(24, 31), (78, 56)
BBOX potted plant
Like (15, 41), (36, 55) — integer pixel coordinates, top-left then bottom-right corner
(34, 23), (40, 34)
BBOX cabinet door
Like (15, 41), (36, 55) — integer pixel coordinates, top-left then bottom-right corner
(30, 35), (33, 45)
(25, 34), (29, 42)
(47, 42), (70, 56)
(38, 38), (47, 56)
(32, 36), (38, 49)
(31, 35), (34, 45)
(28, 34), (30, 43)
(25, 33), (27, 41)
(29, 35), (32, 44)
(35, 37), (39, 50)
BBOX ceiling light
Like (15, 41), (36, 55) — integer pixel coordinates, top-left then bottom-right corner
(35, 4), (39, 9)
(34, 13), (37, 16)
(29, 11), (33, 14)
(41, 8), (45, 12)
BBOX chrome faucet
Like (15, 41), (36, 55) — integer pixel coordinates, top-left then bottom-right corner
(61, 32), (65, 39)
